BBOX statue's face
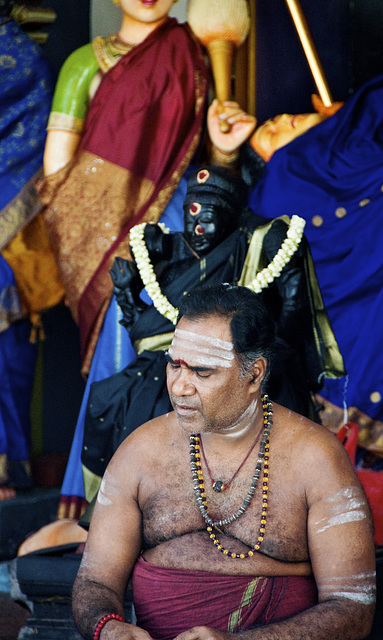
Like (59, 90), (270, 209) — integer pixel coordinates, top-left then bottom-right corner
(119, 0), (174, 24)
(251, 112), (326, 161)
(183, 201), (232, 254)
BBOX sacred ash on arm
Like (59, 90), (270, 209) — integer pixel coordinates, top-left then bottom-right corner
(72, 284), (375, 640)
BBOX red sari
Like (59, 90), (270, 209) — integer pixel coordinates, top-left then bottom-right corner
(39, 18), (207, 372)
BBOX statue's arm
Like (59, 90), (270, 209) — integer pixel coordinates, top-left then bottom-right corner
(262, 219), (308, 345)
(207, 99), (256, 167)
(43, 43), (99, 176)
(110, 257), (148, 333)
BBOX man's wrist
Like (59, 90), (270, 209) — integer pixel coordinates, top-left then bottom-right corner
(94, 613), (125, 640)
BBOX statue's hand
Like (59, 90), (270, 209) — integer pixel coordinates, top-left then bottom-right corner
(110, 257), (138, 290)
(110, 257), (147, 332)
(311, 94), (344, 117)
(207, 99), (256, 154)
(144, 223), (170, 263)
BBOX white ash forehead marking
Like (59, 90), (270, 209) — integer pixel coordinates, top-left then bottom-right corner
(174, 328), (234, 352)
(170, 339), (234, 361)
(169, 329), (235, 368)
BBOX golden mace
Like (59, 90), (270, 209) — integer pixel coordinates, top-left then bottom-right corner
(285, 0), (333, 106)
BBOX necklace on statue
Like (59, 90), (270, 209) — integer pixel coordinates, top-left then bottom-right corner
(189, 394), (272, 560)
(199, 422), (263, 493)
(129, 216), (306, 324)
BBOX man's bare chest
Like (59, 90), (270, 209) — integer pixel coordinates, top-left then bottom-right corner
(139, 449), (310, 568)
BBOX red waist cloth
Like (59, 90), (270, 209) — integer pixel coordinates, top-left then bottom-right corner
(132, 557), (318, 640)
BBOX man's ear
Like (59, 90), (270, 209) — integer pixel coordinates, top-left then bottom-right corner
(248, 357), (267, 390)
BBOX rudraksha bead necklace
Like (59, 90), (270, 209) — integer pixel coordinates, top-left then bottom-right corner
(190, 393), (272, 559)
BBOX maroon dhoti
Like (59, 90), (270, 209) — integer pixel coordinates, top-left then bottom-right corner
(132, 557), (318, 639)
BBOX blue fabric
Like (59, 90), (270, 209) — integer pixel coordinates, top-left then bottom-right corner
(249, 73), (383, 421)
(0, 20), (53, 462)
(61, 170), (190, 497)
(0, 318), (37, 460)
(0, 258), (31, 459)
(0, 20), (52, 208)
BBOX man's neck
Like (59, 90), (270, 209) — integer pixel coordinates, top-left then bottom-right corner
(201, 398), (265, 450)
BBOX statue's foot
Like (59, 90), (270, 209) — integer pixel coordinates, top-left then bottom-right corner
(0, 485), (16, 501)
(17, 519), (88, 556)
(0, 456), (33, 500)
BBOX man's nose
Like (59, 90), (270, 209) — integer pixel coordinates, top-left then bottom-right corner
(170, 369), (195, 396)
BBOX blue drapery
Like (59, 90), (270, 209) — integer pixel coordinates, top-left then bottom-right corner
(249, 73), (383, 421)
(0, 20), (52, 463)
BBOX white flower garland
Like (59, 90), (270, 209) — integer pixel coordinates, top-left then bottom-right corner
(129, 215), (306, 325)
(130, 222), (178, 324)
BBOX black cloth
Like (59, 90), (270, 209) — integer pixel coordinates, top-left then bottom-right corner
(82, 210), (339, 482)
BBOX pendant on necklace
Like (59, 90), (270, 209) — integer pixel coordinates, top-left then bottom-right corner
(212, 480), (227, 492)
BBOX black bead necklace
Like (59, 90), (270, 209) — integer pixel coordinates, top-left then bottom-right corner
(189, 394), (272, 559)
(199, 423), (263, 493)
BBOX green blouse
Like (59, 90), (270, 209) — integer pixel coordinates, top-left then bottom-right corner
(47, 35), (133, 134)
(47, 43), (99, 134)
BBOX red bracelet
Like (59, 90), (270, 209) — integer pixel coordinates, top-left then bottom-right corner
(93, 613), (124, 640)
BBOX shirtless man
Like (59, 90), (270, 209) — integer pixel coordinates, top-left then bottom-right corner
(72, 284), (375, 640)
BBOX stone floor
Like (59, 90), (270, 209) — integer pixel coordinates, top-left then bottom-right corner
(0, 563), (31, 640)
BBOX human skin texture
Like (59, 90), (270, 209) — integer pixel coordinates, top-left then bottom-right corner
(72, 315), (375, 640)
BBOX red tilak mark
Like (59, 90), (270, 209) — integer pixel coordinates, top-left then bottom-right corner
(174, 359), (189, 367)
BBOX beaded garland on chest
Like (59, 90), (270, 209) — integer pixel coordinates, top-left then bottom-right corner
(189, 394), (272, 559)
(199, 425), (263, 492)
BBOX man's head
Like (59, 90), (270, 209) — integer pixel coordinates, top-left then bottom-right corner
(183, 166), (248, 254)
(166, 284), (276, 434)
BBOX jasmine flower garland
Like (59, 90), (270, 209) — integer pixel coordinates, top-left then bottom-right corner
(129, 216), (306, 324)
(130, 222), (178, 325)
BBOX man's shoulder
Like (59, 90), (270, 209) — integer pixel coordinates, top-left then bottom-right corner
(117, 410), (177, 451)
(273, 402), (347, 462)
(108, 411), (178, 481)
(273, 403), (358, 506)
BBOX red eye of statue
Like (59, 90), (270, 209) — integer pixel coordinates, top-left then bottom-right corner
(195, 224), (205, 236)
(190, 202), (202, 216)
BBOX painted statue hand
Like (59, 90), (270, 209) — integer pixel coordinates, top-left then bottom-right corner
(110, 257), (147, 332)
(207, 99), (256, 154)
(311, 93), (344, 117)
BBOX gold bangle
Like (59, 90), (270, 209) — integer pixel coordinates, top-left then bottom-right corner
(211, 145), (239, 166)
